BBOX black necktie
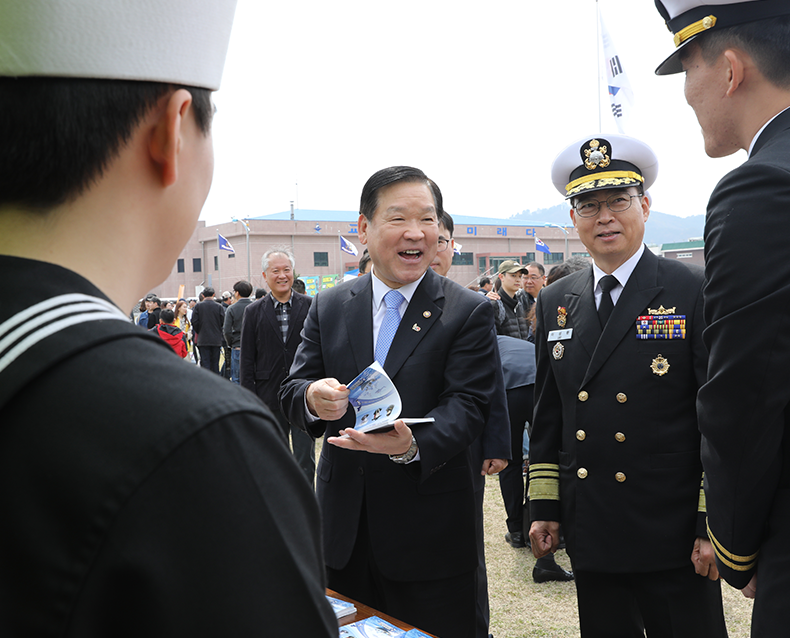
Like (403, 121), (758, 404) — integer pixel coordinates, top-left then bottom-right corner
(598, 275), (618, 328)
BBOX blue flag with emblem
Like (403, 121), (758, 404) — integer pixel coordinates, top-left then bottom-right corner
(340, 235), (358, 256)
(217, 233), (235, 253)
(535, 237), (551, 254)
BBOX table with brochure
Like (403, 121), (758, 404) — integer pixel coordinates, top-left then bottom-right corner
(327, 590), (437, 638)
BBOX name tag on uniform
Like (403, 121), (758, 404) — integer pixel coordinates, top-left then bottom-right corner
(547, 328), (573, 342)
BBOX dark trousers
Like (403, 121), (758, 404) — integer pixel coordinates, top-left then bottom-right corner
(270, 407), (315, 486)
(752, 485), (790, 637)
(327, 506), (476, 638)
(574, 565), (727, 638)
(197, 345), (221, 375)
(498, 384), (533, 533)
(474, 486), (489, 638)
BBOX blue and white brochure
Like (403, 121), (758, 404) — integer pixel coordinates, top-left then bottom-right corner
(347, 362), (434, 434)
(339, 615), (406, 637)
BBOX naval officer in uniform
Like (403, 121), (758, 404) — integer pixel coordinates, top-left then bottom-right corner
(653, 2), (790, 634)
(528, 134), (727, 637)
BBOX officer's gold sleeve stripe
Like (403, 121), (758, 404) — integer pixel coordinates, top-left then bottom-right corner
(674, 15), (717, 47)
(529, 479), (560, 501)
(697, 475), (706, 513)
(707, 521), (758, 571)
(529, 463), (560, 472)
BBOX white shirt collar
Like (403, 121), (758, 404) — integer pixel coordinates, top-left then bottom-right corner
(371, 269), (426, 310)
(748, 106), (790, 158)
(592, 243), (645, 294)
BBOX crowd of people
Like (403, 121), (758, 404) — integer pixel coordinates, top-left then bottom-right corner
(4, 1), (790, 637)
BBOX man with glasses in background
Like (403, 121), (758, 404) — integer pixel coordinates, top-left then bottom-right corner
(528, 134), (726, 637)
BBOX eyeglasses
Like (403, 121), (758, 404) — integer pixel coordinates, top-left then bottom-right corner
(437, 237), (451, 252)
(573, 193), (641, 218)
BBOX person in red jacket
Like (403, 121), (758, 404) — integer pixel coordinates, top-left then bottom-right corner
(150, 309), (188, 358)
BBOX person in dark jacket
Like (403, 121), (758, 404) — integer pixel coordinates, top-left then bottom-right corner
(191, 287), (226, 375)
(223, 280), (253, 384)
(240, 249), (315, 482)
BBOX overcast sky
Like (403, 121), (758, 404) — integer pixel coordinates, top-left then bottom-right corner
(201, 0), (746, 227)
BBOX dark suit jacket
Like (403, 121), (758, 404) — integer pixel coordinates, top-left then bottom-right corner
(191, 298), (225, 347)
(239, 291), (311, 411)
(529, 249), (707, 573)
(279, 269), (499, 581)
(698, 107), (790, 589)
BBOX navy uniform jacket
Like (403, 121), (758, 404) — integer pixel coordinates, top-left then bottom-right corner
(279, 268), (499, 582)
(698, 107), (790, 590)
(0, 256), (336, 637)
(529, 249), (708, 572)
(239, 291), (311, 410)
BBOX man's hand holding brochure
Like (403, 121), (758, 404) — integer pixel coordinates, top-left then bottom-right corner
(327, 362), (434, 456)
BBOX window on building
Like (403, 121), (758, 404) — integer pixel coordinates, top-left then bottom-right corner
(192, 258), (201, 273)
(452, 252), (474, 266)
(523, 252), (536, 264)
(177, 258), (185, 273)
(478, 256), (488, 275)
(228, 253), (235, 259)
(544, 252), (564, 265)
(572, 252), (590, 258)
(214, 256), (219, 271)
(314, 252), (329, 268)
(676, 252), (693, 259)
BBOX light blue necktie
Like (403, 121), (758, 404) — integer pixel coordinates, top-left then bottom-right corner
(375, 290), (405, 365)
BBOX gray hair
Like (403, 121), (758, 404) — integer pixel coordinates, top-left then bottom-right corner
(262, 248), (295, 272)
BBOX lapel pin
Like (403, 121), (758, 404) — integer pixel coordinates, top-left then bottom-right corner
(423, 311), (431, 318)
(412, 323), (421, 332)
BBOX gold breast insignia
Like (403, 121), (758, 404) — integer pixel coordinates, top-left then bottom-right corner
(552, 342), (565, 360)
(648, 306), (676, 315)
(651, 355), (670, 376)
(557, 306), (567, 328)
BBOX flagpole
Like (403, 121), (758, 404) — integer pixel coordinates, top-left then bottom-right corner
(217, 235), (222, 295)
(596, 0), (602, 133)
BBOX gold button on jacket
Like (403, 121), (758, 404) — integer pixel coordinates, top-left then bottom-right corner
(578, 391), (589, 402)
(577, 468), (588, 479)
(615, 472), (626, 483)
(576, 430), (586, 441)
(616, 393), (627, 403)
(615, 432), (626, 442)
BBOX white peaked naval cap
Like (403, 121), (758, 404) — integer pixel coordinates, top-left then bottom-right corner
(551, 134), (659, 199)
(0, 0), (238, 90)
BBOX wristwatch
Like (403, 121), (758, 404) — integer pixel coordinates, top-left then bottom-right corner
(389, 435), (418, 464)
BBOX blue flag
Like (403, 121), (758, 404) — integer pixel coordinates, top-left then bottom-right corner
(535, 237), (551, 254)
(340, 235), (358, 256)
(218, 233), (235, 253)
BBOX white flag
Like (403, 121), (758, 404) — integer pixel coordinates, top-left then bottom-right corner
(599, 12), (635, 134)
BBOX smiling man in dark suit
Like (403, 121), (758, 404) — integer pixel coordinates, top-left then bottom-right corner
(240, 248), (315, 482)
(528, 135), (726, 637)
(280, 166), (499, 638)
(654, 3), (790, 633)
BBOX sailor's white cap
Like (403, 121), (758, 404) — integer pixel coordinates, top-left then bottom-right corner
(0, 0), (237, 90)
(551, 134), (659, 199)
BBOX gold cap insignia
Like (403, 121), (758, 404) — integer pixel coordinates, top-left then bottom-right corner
(651, 355), (670, 376)
(584, 139), (610, 171)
